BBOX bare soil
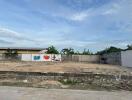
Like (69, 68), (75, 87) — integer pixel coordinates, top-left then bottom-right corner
(0, 61), (132, 75)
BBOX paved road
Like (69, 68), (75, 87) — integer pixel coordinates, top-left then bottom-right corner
(0, 86), (132, 100)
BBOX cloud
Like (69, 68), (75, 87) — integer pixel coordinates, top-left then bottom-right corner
(103, 8), (116, 15)
(0, 39), (13, 44)
(0, 0), (132, 51)
(66, 0), (132, 23)
(102, 3), (120, 15)
(35, 37), (132, 52)
(70, 11), (89, 21)
(0, 27), (35, 42)
(0, 28), (21, 38)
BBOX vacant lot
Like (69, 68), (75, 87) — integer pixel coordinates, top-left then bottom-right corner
(0, 61), (132, 75)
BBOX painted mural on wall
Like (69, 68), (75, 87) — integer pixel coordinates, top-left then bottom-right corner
(32, 54), (42, 61)
(43, 54), (52, 61)
(34, 56), (40, 60)
(22, 54), (61, 62)
(51, 54), (61, 61)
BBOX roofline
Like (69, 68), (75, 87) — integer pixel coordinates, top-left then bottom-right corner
(0, 47), (47, 51)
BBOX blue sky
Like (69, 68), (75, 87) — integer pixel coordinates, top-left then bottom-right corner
(0, 0), (132, 52)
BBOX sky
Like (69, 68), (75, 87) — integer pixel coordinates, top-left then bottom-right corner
(0, 0), (132, 52)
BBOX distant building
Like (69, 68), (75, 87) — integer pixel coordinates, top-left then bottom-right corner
(0, 47), (47, 54)
(121, 50), (132, 67)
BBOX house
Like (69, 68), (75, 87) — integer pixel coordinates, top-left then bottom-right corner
(0, 47), (47, 54)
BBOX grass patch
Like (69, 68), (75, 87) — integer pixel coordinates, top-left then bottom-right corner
(59, 79), (78, 85)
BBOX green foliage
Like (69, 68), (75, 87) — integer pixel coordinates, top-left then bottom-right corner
(127, 45), (132, 50)
(61, 48), (94, 55)
(46, 44), (132, 56)
(82, 49), (93, 55)
(5, 48), (18, 59)
(59, 79), (78, 85)
(61, 48), (75, 55)
(96, 46), (122, 55)
(46, 46), (59, 54)
(74, 51), (81, 55)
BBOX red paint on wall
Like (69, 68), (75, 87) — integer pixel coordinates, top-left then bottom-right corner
(43, 56), (50, 60)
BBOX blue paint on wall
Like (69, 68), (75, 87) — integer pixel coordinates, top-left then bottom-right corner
(34, 56), (40, 60)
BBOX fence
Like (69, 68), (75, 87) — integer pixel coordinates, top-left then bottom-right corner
(100, 52), (121, 65)
(0, 54), (61, 62)
(0, 54), (3, 60)
(21, 54), (61, 62)
(0, 54), (21, 61)
(1, 52), (132, 67)
(0, 54), (100, 63)
(62, 55), (100, 63)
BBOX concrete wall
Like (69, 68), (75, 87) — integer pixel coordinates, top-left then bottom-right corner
(21, 54), (32, 61)
(101, 52), (121, 65)
(21, 54), (61, 62)
(62, 55), (100, 63)
(0, 54), (61, 62)
(78, 55), (100, 62)
(121, 50), (132, 67)
(0, 54), (3, 60)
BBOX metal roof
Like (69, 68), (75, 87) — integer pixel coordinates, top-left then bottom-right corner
(0, 47), (47, 51)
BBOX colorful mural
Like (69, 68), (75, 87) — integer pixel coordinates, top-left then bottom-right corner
(51, 54), (61, 61)
(22, 54), (61, 62)
(43, 54), (52, 61)
(32, 54), (41, 61)
(34, 56), (40, 60)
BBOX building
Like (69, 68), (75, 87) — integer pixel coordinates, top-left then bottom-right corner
(0, 47), (47, 54)
(121, 50), (132, 67)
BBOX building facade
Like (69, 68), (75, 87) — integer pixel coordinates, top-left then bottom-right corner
(0, 47), (47, 54)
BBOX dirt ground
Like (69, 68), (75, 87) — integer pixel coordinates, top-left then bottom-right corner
(0, 86), (132, 100)
(0, 61), (132, 75)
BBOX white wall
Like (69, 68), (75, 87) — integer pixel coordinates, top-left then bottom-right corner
(121, 50), (132, 67)
(22, 54), (32, 61)
(78, 55), (100, 62)
(21, 54), (61, 62)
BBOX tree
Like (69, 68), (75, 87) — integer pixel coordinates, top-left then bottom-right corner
(46, 46), (59, 54)
(82, 49), (93, 55)
(5, 48), (18, 59)
(74, 51), (80, 55)
(61, 48), (74, 55)
(127, 45), (132, 50)
(96, 46), (122, 55)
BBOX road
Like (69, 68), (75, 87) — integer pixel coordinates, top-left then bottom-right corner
(0, 86), (131, 100)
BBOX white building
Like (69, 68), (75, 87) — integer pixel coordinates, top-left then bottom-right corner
(121, 50), (132, 67)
